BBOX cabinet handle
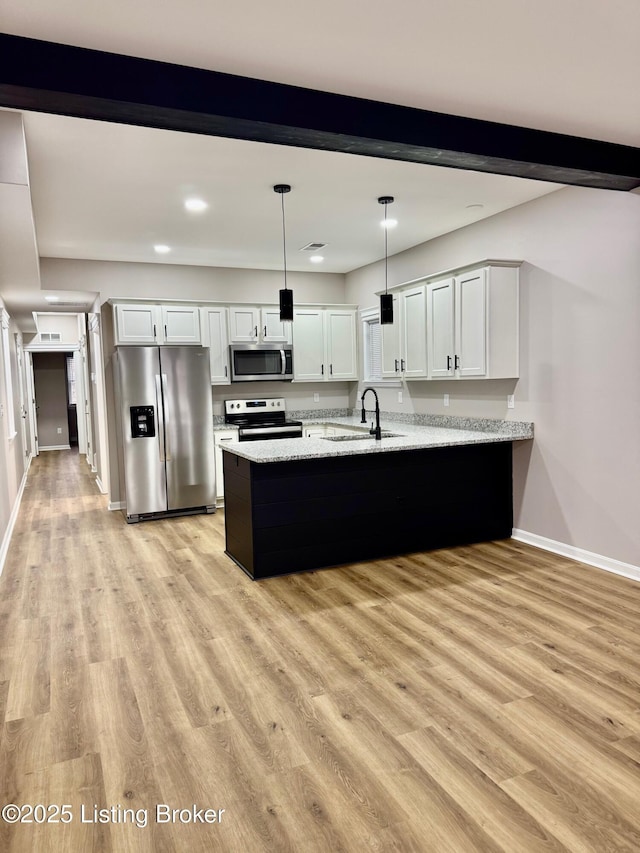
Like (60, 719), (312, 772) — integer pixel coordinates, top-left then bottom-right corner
(153, 324), (157, 338)
(454, 355), (460, 370)
(321, 364), (324, 375)
(253, 326), (258, 338)
(164, 325), (167, 339)
(224, 365), (228, 377)
(401, 359), (405, 372)
(330, 364), (333, 375)
(447, 355), (452, 370)
(395, 359), (399, 372)
(263, 326), (267, 338)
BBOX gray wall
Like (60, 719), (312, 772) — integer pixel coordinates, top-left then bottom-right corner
(33, 352), (70, 448)
(346, 186), (640, 568)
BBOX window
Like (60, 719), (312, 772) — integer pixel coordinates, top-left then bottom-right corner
(361, 308), (382, 382)
(1, 309), (16, 439)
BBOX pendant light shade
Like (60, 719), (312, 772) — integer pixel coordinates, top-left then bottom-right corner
(274, 184), (293, 322)
(378, 195), (394, 325)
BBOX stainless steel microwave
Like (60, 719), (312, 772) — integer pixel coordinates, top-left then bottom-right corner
(229, 343), (294, 382)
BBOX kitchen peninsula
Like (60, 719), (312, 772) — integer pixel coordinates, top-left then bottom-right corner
(222, 416), (533, 579)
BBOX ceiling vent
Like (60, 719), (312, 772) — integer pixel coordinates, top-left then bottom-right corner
(40, 332), (62, 342)
(299, 242), (327, 252)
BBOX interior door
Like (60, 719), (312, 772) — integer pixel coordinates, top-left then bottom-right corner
(24, 351), (39, 456)
(15, 335), (29, 465)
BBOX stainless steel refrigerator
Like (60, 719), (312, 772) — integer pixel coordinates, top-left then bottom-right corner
(113, 346), (215, 522)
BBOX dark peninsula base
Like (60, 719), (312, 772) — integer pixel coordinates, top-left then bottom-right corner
(223, 442), (514, 580)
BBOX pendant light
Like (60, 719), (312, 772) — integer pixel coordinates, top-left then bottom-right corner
(274, 184), (293, 321)
(378, 195), (394, 324)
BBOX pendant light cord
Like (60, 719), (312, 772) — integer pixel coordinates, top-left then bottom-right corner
(384, 204), (388, 295)
(280, 191), (288, 292)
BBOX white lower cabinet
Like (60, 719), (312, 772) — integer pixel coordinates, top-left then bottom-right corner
(293, 307), (358, 382)
(214, 430), (237, 502)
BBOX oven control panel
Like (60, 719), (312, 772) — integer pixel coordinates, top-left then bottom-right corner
(225, 398), (285, 415)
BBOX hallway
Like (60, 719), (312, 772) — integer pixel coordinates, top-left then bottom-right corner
(2, 451), (640, 851)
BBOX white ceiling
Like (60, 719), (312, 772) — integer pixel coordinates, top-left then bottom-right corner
(3, 0), (640, 147)
(1, 0), (638, 328)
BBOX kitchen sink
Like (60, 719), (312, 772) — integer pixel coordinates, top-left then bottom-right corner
(321, 432), (403, 442)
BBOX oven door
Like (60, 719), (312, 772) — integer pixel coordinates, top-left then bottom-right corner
(238, 423), (303, 441)
(230, 344), (293, 382)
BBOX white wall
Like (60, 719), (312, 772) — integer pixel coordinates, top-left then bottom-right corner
(346, 186), (640, 568)
(0, 300), (28, 574)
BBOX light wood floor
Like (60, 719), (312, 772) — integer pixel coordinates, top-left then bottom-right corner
(2, 451), (640, 852)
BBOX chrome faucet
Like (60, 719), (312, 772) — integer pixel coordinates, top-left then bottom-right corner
(360, 387), (382, 441)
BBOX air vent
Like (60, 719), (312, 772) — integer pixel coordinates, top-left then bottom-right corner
(299, 242), (327, 252)
(40, 333), (62, 342)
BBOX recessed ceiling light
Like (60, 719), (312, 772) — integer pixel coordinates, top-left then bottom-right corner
(184, 198), (208, 213)
(466, 203), (484, 210)
(309, 255), (324, 264)
(44, 295), (59, 302)
(381, 218), (398, 229)
(154, 244), (171, 254)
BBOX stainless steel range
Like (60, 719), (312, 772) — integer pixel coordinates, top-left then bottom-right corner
(224, 397), (303, 441)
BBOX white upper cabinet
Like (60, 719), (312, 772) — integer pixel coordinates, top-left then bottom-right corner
(114, 303), (202, 345)
(401, 286), (428, 379)
(292, 307), (357, 382)
(426, 277), (455, 378)
(292, 308), (325, 381)
(326, 309), (358, 380)
(114, 304), (160, 345)
(201, 307), (230, 384)
(427, 264), (519, 380)
(380, 287), (428, 379)
(229, 305), (291, 343)
(161, 305), (201, 344)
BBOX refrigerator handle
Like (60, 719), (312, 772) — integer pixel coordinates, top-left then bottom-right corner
(155, 374), (166, 462)
(160, 373), (171, 460)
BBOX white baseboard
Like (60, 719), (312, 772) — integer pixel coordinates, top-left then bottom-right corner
(95, 476), (107, 495)
(39, 444), (71, 451)
(108, 501), (125, 511)
(0, 463), (29, 577)
(512, 528), (640, 584)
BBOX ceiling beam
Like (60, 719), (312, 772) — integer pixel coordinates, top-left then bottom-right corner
(0, 33), (638, 191)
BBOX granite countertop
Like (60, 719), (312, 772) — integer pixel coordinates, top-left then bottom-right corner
(220, 414), (533, 464)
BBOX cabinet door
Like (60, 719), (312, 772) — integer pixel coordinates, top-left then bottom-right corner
(292, 309), (325, 381)
(161, 305), (201, 344)
(401, 285), (428, 379)
(427, 278), (455, 378)
(326, 310), (358, 380)
(214, 431), (236, 501)
(455, 269), (487, 377)
(381, 295), (402, 378)
(261, 307), (292, 343)
(229, 306), (259, 342)
(114, 304), (160, 344)
(202, 308), (230, 384)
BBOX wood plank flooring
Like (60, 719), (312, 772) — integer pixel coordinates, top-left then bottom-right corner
(2, 449), (640, 851)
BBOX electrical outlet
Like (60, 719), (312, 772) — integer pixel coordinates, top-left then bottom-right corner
(57, 427), (62, 434)
(398, 391), (403, 404)
(444, 394), (450, 407)
(313, 393), (319, 403)
(507, 394), (515, 409)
